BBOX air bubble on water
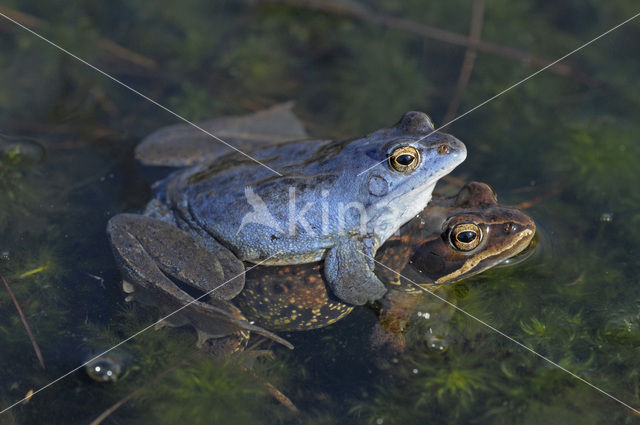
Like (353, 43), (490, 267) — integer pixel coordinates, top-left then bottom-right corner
(85, 356), (122, 383)
(600, 212), (613, 222)
(416, 311), (430, 319)
(425, 332), (448, 351)
(376, 418), (384, 425)
(412, 368), (418, 374)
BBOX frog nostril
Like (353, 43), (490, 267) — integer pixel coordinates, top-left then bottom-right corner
(437, 144), (450, 155)
(504, 223), (517, 234)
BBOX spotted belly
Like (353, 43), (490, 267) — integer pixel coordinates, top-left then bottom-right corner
(234, 263), (354, 331)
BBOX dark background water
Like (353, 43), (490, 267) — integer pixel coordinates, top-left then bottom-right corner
(1, 1), (640, 424)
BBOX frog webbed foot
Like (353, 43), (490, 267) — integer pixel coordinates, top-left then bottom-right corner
(107, 214), (293, 351)
(107, 213), (245, 301)
(324, 238), (388, 306)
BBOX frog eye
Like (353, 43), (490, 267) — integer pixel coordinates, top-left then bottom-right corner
(389, 146), (420, 172)
(449, 223), (482, 251)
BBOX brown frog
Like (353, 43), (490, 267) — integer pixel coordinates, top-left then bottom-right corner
(234, 182), (536, 333)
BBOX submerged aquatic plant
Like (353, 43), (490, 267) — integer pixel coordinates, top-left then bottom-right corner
(137, 356), (291, 425)
(1, 0), (640, 424)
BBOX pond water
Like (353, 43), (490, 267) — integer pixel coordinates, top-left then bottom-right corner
(1, 1), (640, 424)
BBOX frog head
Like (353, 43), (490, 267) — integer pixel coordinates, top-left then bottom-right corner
(410, 182), (536, 284)
(335, 111), (467, 244)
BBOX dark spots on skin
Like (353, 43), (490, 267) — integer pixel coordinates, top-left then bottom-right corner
(277, 140), (350, 171)
(314, 142), (345, 160)
(187, 153), (281, 184)
(365, 148), (380, 160)
(236, 263), (353, 330)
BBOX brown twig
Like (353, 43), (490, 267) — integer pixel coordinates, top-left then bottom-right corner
(0, 272), (45, 369)
(97, 38), (158, 70)
(443, 0), (485, 124)
(513, 184), (563, 209)
(0, 5), (39, 27)
(0, 5), (157, 70)
(263, 381), (299, 413)
(264, 0), (601, 86)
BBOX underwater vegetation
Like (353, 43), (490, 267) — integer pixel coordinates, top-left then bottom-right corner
(0, 0), (639, 424)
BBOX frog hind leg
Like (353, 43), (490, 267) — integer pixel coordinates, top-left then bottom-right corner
(107, 213), (245, 300)
(107, 214), (293, 350)
(324, 238), (388, 306)
(184, 299), (293, 350)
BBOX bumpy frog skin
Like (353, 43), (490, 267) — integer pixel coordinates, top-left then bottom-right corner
(234, 182), (536, 331)
(109, 107), (466, 306)
(115, 181), (535, 353)
(376, 181), (536, 288)
(370, 181), (536, 353)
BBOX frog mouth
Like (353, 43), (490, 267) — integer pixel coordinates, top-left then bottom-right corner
(495, 232), (539, 268)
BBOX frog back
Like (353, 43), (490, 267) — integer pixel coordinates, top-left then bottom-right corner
(165, 139), (347, 264)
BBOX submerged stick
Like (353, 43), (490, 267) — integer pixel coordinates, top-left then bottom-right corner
(0, 5), (157, 70)
(265, 0), (601, 86)
(0, 272), (45, 369)
(443, 0), (485, 124)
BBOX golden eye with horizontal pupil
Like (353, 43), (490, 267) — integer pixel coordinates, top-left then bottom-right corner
(450, 223), (482, 251)
(389, 146), (420, 172)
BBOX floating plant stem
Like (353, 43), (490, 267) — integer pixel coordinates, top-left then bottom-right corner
(17, 265), (48, 279)
(0, 272), (45, 369)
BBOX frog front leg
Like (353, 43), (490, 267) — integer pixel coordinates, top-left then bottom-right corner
(324, 237), (388, 306)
